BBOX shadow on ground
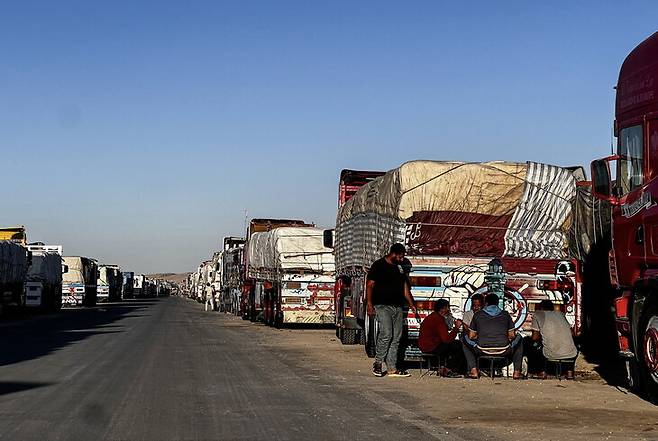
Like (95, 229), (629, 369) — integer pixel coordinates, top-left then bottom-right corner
(0, 299), (157, 368)
(0, 381), (54, 396)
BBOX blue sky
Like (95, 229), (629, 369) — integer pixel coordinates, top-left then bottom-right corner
(2, 1), (657, 273)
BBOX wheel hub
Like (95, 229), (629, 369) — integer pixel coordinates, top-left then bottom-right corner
(644, 322), (658, 375)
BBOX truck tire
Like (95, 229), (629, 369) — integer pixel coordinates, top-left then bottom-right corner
(274, 311), (283, 329)
(339, 328), (357, 345)
(639, 300), (658, 403)
(359, 329), (366, 345)
(365, 314), (376, 358)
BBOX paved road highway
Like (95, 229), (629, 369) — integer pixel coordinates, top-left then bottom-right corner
(0, 297), (462, 441)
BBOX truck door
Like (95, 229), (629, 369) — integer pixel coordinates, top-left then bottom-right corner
(643, 119), (658, 268)
(615, 124), (647, 280)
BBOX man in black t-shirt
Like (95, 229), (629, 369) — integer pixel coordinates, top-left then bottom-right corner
(366, 243), (417, 377)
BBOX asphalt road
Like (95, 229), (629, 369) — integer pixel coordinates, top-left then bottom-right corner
(0, 297), (462, 441)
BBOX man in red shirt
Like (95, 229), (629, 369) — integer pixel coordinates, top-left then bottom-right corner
(418, 299), (464, 375)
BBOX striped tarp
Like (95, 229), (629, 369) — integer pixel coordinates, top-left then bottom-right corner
(503, 162), (577, 259)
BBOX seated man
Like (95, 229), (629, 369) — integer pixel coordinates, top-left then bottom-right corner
(462, 293), (484, 332)
(418, 299), (464, 376)
(462, 293), (523, 379)
(525, 300), (578, 379)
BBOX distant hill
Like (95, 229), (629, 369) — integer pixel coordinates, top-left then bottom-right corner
(146, 273), (190, 284)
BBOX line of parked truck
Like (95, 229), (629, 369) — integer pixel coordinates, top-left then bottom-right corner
(0, 226), (174, 314)
(188, 32), (658, 404)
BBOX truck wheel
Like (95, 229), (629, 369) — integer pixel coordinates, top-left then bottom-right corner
(274, 311), (283, 329)
(639, 301), (658, 403)
(340, 328), (357, 345)
(359, 329), (366, 345)
(365, 314), (376, 358)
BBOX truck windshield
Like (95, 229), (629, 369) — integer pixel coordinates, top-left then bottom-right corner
(617, 125), (644, 195)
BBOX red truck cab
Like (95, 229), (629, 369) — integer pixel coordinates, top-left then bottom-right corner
(591, 31), (658, 402)
(333, 170), (385, 344)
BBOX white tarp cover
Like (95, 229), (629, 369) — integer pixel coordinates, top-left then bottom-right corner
(98, 265), (122, 287)
(63, 256), (85, 284)
(247, 227), (335, 280)
(27, 253), (62, 285)
(0, 241), (28, 284)
(335, 160), (599, 275)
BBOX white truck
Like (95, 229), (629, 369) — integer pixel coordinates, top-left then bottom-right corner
(133, 274), (145, 298)
(62, 256), (98, 307)
(25, 244), (65, 311)
(97, 265), (122, 302)
(247, 226), (335, 327)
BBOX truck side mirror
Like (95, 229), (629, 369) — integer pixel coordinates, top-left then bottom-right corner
(591, 158), (619, 205)
(323, 229), (334, 249)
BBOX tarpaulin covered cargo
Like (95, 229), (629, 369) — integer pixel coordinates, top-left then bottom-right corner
(98, 265), (121, 284)
(0, 241), (29, 284)
(63, 257), (85, 284)
(335, 160), (608, 274)
(27, 253), (62, 285)
(247, 227), (335, 280)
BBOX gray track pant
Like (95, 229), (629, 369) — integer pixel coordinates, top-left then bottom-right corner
(374, 305), (404, 371)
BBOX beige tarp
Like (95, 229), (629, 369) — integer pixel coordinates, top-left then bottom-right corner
(63, 256), (85, 283)
(339, 161), (527, 221)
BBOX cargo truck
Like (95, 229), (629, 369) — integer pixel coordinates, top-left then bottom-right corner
(98, 265), (122, 302)
(62, 256), (98, 307)
(0, 240), (30, 312)
(331, 170), (385, 343)
(221, 237), (245, 314)
(242, 218), (313, 321)
(122, 272), (135, 299)
(247, 227), (335, 327)
(329, 160), (607, 357)
(133, 274), (145, 298)
(25, 243), (65, 311)
(0, 226), (27, 245)
(590, 31), (658, 403)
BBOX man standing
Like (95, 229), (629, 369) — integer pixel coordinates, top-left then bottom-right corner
(366, 243), (417, 377)
(204, 283), (215, 312)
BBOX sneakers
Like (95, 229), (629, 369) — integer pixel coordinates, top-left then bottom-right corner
(372, 362), (384, 377)
(372, 362), (411, 378)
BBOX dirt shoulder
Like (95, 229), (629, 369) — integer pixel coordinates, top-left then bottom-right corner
(215, 312), (658, 441)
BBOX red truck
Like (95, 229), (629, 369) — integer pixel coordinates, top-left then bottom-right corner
(591, 31), (658, 402)
(331, 170), (385, 344)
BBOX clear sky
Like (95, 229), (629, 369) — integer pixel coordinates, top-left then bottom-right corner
(2, 1), (657, 273)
